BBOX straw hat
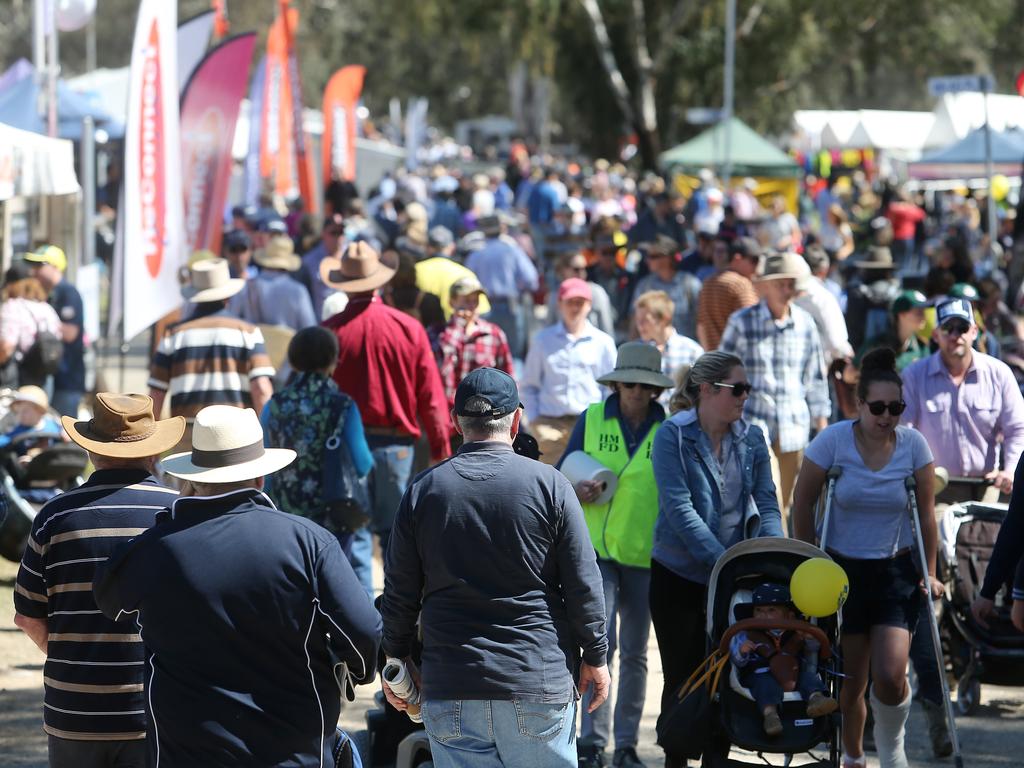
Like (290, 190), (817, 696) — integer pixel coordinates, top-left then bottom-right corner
(596, 342), (674, 389)
(254, 236), (301, 272)
(11, 385), (49, 413)
(162, 405), (295, 483)
(62, 393), (186, 458)
(184, 258), (246, 303)
(319, 241), (397, 294)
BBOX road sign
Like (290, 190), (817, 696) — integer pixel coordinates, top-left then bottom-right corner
(685, 107), (725, 125)
(928, 74), (995, 97)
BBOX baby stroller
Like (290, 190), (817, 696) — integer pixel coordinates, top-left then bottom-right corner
(0, 389), (88, 562)
(702, 538), (843, 768)
(938, 498), (1024, 714)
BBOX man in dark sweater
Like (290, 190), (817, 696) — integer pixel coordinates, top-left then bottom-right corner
(381, 367), (609, 768)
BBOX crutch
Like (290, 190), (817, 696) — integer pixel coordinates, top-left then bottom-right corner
(905, 476), (965, 768)
(817, 466), (842, 552)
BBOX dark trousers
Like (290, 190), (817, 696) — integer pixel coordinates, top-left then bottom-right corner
(649, 559), (707, 710)
(909, 608), (943, 705)
(48, 736), (147, 768)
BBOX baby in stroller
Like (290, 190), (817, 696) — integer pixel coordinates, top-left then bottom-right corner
(729, 583), (838, 736)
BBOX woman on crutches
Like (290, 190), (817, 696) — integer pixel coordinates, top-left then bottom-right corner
(792, 348), (943, 768)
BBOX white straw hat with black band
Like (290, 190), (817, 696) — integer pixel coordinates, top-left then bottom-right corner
(162, 405), (295, 483)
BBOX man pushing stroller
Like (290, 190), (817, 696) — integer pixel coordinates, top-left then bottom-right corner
(729, 583), (838, 736)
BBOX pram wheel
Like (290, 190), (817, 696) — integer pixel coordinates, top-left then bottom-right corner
(956, 675), (981, 715)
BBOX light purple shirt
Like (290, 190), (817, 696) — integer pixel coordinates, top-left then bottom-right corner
(901, 351), (1024, 477)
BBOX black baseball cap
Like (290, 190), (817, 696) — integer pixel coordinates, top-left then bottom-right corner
(223, 229), (251, 250)
(454, 368), (522, 419)
(752, 583), (792, 607)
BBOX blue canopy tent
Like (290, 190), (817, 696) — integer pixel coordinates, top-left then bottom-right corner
(909, 127), (1024, 179)
(0, 72), (124, 141)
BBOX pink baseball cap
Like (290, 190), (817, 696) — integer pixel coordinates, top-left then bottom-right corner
(558, 277), (592, 302)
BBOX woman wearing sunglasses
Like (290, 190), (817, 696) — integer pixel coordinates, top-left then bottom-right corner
(649, 350), (783, 767)
(555, 341), (673, 768)
(792, 347), (940, 768)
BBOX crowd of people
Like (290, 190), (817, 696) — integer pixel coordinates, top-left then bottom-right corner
(11, 154), (1024, 768)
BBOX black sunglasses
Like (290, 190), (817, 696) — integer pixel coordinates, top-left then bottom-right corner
(622, 382), (661, 392)
(864, 400), (906, 416)
(941, 322), (971, 337)
(714, 381), (753, 397)
(228, 245), (249, 253)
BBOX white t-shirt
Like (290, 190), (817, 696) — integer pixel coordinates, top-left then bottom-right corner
(804, 421), (933, 559)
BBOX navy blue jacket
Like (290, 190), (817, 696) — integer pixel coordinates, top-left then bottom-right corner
(382, 441), (608, 703)
(93, 488), (381, 767)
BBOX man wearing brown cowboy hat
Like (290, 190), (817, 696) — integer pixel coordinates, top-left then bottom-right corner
(229, 235), (316, 331)
(93, 404), (381, 768)
(14, 393), (183, 768)
(148, 258), (275, 445)
(321, 241), (451, 592)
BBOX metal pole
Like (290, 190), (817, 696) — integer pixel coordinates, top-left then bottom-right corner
(33, 0), (46, 127)
(86, 14), (97, 73)
(46, 3), (58, 138)
(982, 76), (998, 272)
(722, 0), (736, 184)
(81, 117), (96, 269)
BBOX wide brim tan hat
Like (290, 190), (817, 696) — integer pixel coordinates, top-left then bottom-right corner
(756, 251), (811, 289)
(319, 241), (397, 294)
(185, 258), (245, 303)
(62, 393), (186, 458)
(596, 341), (675, 389)
(254, 236), (301, 271)
(162, 405), (295, 483)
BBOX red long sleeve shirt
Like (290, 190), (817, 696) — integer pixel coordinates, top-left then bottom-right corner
(324, 296), (451, 460)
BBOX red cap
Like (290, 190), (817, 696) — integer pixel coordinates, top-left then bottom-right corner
(558, 277), (592, 302)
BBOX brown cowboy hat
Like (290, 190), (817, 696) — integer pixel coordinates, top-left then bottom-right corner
(62, 393), (186, 458)
(319, 241), (397, 294)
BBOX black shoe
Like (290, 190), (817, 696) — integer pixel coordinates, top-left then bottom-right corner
(612, 747), (646, 768)
(579, 744), (607, 768)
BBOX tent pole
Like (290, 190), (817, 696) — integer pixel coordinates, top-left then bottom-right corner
(982, 79), (997, 272)
(722, 0), (736, 185)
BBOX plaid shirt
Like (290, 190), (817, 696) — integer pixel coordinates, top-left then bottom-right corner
(719, 301), (830, 453)
(434, 317), (514, 408)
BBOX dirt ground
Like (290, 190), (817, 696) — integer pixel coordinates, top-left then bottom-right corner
(3, 555), (1024, 767)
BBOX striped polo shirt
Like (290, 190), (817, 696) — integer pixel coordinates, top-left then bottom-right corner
(148, 307), (275, 420)
(14, 469), (178, 741)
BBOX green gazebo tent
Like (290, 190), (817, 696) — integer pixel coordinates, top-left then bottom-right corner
(659, 117), (801, 178)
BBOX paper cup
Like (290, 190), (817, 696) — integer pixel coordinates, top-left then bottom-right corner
(560, 451), (618, 505)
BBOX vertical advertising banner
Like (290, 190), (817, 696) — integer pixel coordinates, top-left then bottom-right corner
(243, 54), (266, 208)
(260, 8), (296, 198)
(116, 0), (183, 342)
(322, 65), (365, 185)
(279, 0), (316, 212)
(176, 10), (214, 94)
(180, 33), (256, 257)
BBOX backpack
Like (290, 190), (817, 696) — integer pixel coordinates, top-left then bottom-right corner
(20, 310), (63, 380)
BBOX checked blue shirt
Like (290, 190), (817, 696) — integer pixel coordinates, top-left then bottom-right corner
(719, 300), (830, 453)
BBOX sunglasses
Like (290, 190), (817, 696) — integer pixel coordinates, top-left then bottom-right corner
(622, 382), (662, 392)
(863, 400), (907, 416)
(228, 245), (249, 253)
(714, 381), (753, 397)
(568, 265), (588, 274)
(940, 322), (971, 337)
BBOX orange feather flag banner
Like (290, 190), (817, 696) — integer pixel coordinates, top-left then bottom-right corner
(322, 65), (366, 185)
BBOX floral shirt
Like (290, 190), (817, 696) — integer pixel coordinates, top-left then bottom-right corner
(261, 372), (372, 526)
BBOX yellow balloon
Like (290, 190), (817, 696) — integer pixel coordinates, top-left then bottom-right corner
(991, 174), (1010, 203)
(790, 558), (849, 618)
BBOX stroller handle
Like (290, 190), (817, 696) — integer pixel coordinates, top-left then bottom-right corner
(718, 618), (831, 659)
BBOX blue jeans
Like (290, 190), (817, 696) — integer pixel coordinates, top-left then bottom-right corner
(51, 389), (83, 418)
(346, 438), (415, 596)
(740, 660), (825, 711)
(422, 699), (577, 768)
(580, 559), (650, 750)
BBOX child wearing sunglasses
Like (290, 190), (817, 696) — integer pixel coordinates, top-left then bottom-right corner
(791, 347), (940, 768)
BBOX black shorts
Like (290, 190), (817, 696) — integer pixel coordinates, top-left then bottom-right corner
(830, 551), (922, 635)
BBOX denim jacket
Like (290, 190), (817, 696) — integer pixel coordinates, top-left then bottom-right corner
(651, 409), (783, 584)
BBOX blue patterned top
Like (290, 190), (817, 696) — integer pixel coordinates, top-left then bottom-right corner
(261, 372), (373, 525)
